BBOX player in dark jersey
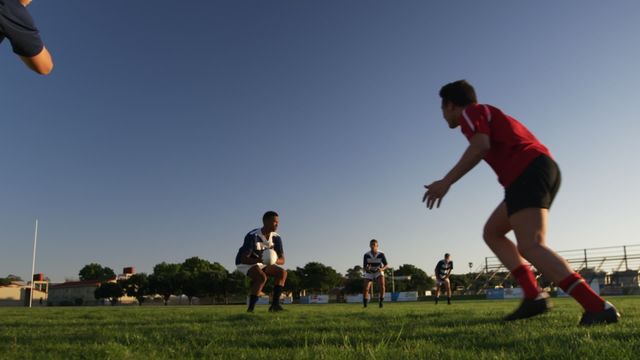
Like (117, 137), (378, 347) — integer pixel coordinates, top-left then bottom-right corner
(0, 0), (53, 74)
(362, 239), (389, 308)
(423, 80), (619, 326)
(235, 211), (287, 313)
(434, 253), (453, 305)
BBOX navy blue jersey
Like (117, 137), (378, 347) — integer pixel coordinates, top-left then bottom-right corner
(0, 0), (44, 57)
(235, 228), (284, 265)
(435, 260), (453, 279)
(363, 251), (388, 274)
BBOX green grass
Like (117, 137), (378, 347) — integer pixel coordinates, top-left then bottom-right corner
(1, 297), (638, 359)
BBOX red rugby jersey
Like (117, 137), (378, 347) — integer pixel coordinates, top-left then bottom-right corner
(459, 104), (552, 187)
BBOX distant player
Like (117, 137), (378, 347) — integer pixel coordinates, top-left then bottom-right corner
(423, 80), (619, 325)
(363, 239), (388, 308)
(1, 0), (53, 74)
(235, 211), (287, 313)
(434, 253), (453, 305)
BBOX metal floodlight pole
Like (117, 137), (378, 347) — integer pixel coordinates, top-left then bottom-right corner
(391, 267), (395, 294)
(29, 218), (39, 308)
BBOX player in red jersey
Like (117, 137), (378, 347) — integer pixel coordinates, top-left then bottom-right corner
(423, 80), (619, 325)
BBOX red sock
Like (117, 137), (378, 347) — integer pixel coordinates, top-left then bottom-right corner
(559, 273), (605, 312)
(511, 265), (540, 300)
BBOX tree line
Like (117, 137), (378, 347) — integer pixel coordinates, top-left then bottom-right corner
(5, 262), (518, 305)
(79, 258), (442, 305)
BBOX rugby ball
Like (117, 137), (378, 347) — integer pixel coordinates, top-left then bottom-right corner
(262, 249), (278, 266)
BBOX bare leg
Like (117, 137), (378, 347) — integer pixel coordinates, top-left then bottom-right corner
(263, 266), (287, 311)
(363, 279), (372, 307)
(247, 266), (268, 296)
(263, 265), (287, 286)
(246, 266), (267, 312)
(377, 275), (386, 307)
(508, 208), (618, 323)
(445, 279), (452, 299)
(377, 276), (386, 299)
(509, 208), (573, 283)
(485, 204), (553, 321)
(483, 202), (527, 271)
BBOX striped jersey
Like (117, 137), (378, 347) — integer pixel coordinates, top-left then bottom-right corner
(363, 251), (388, 274)
(435, 260), (453, 279)
(235, 228), (284, 265)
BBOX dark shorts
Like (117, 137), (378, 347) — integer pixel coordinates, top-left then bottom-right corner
(505, 154), (561, 217)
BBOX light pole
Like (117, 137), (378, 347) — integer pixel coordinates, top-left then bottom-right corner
(464, 262), (474, 295)
(29, 218), (39, 308)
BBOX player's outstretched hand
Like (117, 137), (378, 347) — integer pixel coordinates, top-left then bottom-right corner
(423, 179), (451, 209)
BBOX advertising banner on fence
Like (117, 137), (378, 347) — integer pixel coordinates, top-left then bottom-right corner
(245, 295), (292, 305)
(247, 296), (270, 305)
(346, 295), (361, 303)
(395, 291), (419, 302)
(346, 292), (418, 303)
(486, 288), (523, 299)
(486, 288), (504, 299)
(503, 288), (523, 299)
(300, 295), (329, 304)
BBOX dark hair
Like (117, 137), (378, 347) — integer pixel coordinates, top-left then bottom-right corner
(262, 211), (279, 222)
(370, 239), (378, 245)
(445, 253), (450, 258)
(439, 80), (477, 107)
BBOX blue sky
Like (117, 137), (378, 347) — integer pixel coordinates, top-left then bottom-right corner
(2, 1), (639, 282)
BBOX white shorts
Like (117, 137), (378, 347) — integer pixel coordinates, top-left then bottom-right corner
(364, 272), (384, 280)
(236, 263), (283, 275)
(437, 278), (450, 286)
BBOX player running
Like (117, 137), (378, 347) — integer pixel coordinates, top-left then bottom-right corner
(423, 80), (619, 325)
(1, 0), (53, 74)
(235, 211), (287, 313)
(434, 253), (453, 305)
(363, 239), (389, 308)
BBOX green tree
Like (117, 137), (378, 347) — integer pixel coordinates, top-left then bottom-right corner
(449, 273), (480, 292)
(393, 264), (434, 293)
(94, 282), (124, 305)
(0, 278), (11, 286)
(122, 273), (149, 306)
(79, 263), (116, 282)
(176, 257), (229, 304)
(283, 268), (304, 298)
(149, 262), (182, 305)
(180, 257), (215, 305)
(300, 262), (343, 294)
(6, 274), (23, 282)
(224, 270), (249, 303)
(198, 262), (229, 304)
(343, 265), (364, 294)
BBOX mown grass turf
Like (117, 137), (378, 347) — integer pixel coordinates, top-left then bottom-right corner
(1, 297), (638, 359)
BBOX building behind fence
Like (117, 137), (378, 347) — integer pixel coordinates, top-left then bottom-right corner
(469, 244), (640, 295)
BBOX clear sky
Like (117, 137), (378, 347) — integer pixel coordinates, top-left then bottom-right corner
(2, 1), (639, 282)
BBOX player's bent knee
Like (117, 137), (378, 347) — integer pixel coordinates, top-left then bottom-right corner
(252, 271), (267, 285)
(516, 240), (543, 258)
(483, 230), (500, 246)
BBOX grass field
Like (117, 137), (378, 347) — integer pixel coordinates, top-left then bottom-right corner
(1, 297), (638, 359)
